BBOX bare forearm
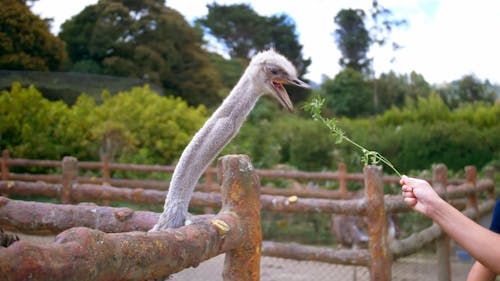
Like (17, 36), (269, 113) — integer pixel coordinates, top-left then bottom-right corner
(431, 201), (500, 274)
(467, 262), (496, 281)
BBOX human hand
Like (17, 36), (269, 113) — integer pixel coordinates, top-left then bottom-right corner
(400, 175), (443, 217)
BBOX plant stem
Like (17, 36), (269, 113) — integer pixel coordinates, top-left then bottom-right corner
(305, 96), (402, 177)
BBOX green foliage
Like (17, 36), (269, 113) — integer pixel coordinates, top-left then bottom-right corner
(197, 3), (265, 60)
(453, 102), (500, 128)
(374, 94), (500, 171)
(197, 2), (310, 76)
(59, 1), (222, 107)
(0, 0), (67, 70)
(225, 93), (498, 175)
(373, 71), (431, 113)
(207, 52), (245, 100)
(89, 86), (207, 164)
(196, 2), (311, 104)
(321, 68), (373, 117)
(305, 96), (401, 176)
(0, 83), (207, 164)
(437, 74), (496, 108)
(398, 212), (433, 239)
(262, 212), (333, 245)
(394, 121), (496, 171)
(0, 70), (163, 106)
(0, 82), (76, 159)
(224, 104), (337, 171)
(378, 92), (451, 125)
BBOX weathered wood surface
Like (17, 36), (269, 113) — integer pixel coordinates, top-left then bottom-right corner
(0, 218), (241, 281)
(0, 155), (262, 281)
(0, 181), (373, 215)
(364, 166), (391, 281)
(0, 197), (158, 234)
(218, 155), (262, 281)
(1, 178), (493, 220)
(262, 241), (370, 266)
(0, 180), (221, 208)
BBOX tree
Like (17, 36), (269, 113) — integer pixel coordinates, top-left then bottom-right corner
(321, 68), (373, 118)
(457, 75), (495, 104)
(437, 75), (496, 108)
(0, 0), (66, 71)
(333, 2), (406, 112)
(368, 1), (407, 61)
(374, 71), (431, 112)
(207, 52), (245, 98)
(197, 3), (311, 102)
(59, 0), (222, 107)
(333, 9), (371, 73)
(197, 3), (310, 76)
(197, 3), (263, 60)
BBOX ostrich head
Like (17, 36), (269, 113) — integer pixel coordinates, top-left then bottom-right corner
(248, 49), (310, 111)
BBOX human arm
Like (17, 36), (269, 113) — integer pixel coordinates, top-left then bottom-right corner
(467, 262), (496, 281)
(400, 175), (500, 274)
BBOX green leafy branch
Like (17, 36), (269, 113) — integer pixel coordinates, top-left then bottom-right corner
(304, 96), (401, 177)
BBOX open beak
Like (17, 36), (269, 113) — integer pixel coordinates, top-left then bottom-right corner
(271, 77), (310, 112)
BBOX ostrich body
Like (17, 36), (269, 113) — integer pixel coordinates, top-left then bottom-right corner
(151, 49), (309, 230)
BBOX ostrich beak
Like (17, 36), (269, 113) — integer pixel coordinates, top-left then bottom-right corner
(271, 77), (310, 112)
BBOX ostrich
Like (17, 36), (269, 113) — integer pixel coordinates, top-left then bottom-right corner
(151, 49), (310, 230)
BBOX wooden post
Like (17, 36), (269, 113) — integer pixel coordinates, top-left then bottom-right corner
(102, 153), (110, 186)
(433, 164), (451, 281)
(338, 162), (348, 199)
(484, 166), (496, 200)
(364, 165), (391, 281)
(219, 155), (261, 281)
(205, 166), (214, 188)
(1, 150), (9, 181)
(101, 154), (111, 206)
(465, 166), (478, 212)
(203, 166), (215, 214)
(1, 150), (9, 197)
(61, 157), (78, 204)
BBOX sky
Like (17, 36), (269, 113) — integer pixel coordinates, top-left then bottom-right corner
(32, 0), (500, 85)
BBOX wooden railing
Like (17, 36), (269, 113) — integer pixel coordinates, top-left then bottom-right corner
(0, 149), (466, 199)
(0, 155), (262, 281)
(0, 150), (496, 281)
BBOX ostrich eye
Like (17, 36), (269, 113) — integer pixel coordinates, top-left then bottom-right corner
(270, 68), (279, 75)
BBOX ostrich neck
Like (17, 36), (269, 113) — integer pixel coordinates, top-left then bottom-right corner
(164, 69), (261, 211)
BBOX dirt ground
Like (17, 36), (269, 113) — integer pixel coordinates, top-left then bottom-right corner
(171, 253), (475, 281)
(9, 232), (478, 281)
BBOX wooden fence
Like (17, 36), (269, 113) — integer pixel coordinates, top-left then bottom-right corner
(0, 150), (497, 281)
(0, 150), (466, 199)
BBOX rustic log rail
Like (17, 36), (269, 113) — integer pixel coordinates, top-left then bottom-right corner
(0, 177), (492, 216)
(0, 150), (496, 281)
(0, 149), (466, 197)
(0, 155), (262, 281)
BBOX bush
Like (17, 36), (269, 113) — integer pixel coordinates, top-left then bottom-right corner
(90, 86), (207, 164)
(0, 83), (208, 164)
(0, 82), (75, 159)
(225, 113), (337, 171)
(394, 121), (495, 171)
